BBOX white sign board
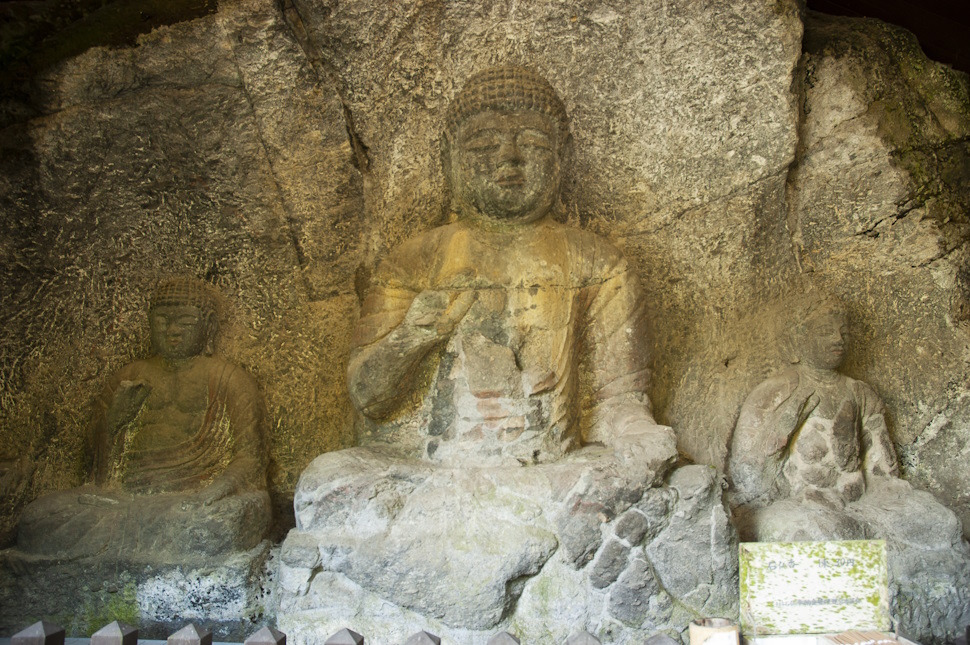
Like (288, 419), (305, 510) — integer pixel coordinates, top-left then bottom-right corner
(739, 540), (890, 636)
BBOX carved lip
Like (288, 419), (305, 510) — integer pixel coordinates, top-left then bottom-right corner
(495, 172), (525, 187)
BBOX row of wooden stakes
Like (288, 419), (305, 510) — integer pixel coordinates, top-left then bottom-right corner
(7, 620), (621, 645)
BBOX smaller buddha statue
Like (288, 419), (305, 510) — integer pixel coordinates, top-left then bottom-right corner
(728, 293), (963, 547)
(14, 278), (271, 563)
(727, 293), (970, 639)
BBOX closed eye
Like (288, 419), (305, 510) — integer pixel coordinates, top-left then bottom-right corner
(462, 130), (502, 152)
(517, 129), (553, 150)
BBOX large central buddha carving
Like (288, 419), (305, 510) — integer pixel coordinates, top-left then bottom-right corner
(348, 66), (672, 471)
(278, 67), (735, 642)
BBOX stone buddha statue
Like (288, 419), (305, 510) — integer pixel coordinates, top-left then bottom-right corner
(727, 293), (970, 631)
(729, 295), (897, 533)
(13, 278), (271, 563)
(278, 68), (736, 642)
(727, 294), (961, 541)
(347, 65), (675, 473)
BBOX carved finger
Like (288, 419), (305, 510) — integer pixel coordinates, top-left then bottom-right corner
(437, 291), (478, 334)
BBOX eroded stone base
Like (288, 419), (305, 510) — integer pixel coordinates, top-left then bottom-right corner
(0, 542), (272, 639)
(276, 455), (737, 645)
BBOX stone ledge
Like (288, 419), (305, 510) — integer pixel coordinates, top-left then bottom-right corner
(0, 543), (272, 641)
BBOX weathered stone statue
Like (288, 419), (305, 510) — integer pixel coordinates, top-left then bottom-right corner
(728, 293), (970, 632)
(14, 278), (271, 562)
(277, 67), (737, 643)
(348, 65), (673, 473)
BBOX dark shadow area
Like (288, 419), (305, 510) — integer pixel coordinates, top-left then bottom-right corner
(0, 0), (218, 124)
(807, 0), (970, 75)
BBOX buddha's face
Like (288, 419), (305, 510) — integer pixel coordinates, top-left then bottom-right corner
(150, 304), (211, 360)
(799, 310), (847, 371)
(450, 109), (561, 223)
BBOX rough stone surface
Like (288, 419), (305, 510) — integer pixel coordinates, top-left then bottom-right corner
(666, 13), (970, 511)
(284, 0), (804, 435)
(645, 467), (737, 622)
(787, 20), (970, 640)
(790, 13), (970, 540)
(277, 463), (735, 644)
(278, 57), (691, 644)
(0, 543), (272, 640)
(0, 0), (360, 549)
(613, 511), (649, 546)
(589, 540), (631, 590)
(727, 295), (970, 645)
(606, 556), (663, 627)
(9, 278), (273, 567)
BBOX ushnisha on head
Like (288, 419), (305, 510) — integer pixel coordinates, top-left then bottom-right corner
(788, 292), (848, 372)
(443, 66), (573, 224)
(148, 278), (220, 360)
(444, 67), (571, 144)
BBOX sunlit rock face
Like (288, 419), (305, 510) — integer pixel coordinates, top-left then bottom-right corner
(0, 0), (968, 641)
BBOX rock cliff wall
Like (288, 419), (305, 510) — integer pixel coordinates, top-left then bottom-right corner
(1, 0), (968, 543)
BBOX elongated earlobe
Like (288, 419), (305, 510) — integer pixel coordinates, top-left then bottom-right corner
(204, 312), (218, 356)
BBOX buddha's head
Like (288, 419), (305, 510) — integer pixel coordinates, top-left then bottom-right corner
(789, 294), (848, 371)
(443, 66), (572, 224)
(148, 278), (219, 360)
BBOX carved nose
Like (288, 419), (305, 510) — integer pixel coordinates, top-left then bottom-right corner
(497, 137), (522, 163)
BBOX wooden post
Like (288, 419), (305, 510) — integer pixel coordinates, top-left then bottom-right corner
(91, 621), (138, 645)
(167, 624), (212, 645)
(245, 626), (286, 645)
(11, 621), (65, 645)
(324, 628), (364, 645)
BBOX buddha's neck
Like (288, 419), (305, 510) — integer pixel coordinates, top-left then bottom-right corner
(799, 364), (842, 385)
(160, 355), (199, 372)
(460, 210), (550, 232)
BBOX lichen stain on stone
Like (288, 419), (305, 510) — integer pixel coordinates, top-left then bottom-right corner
(80, 582), (140, 636)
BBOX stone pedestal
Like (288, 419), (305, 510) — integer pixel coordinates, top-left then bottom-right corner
(276, 454), (737, 644)
(0, 542), (271, 640)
